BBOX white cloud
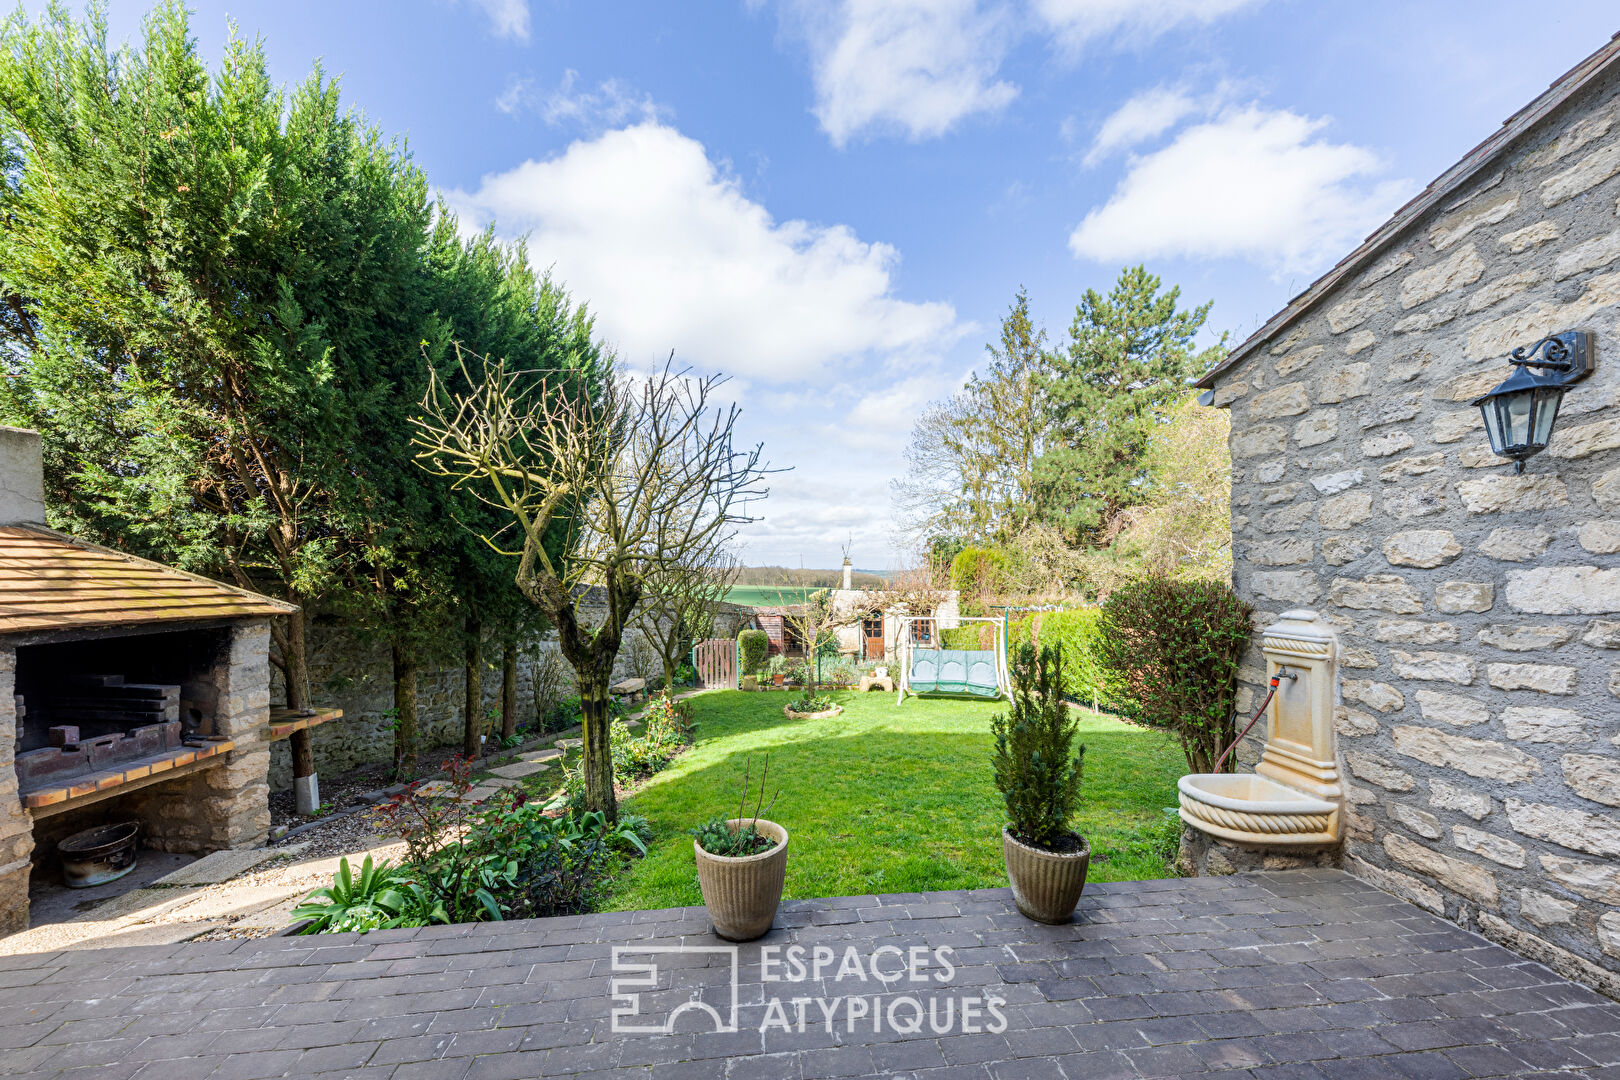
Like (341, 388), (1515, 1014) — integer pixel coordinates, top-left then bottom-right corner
(497, 70), (667, 129)
(463, 0), (530, 41)
(1069, 105), (1415, 274)
(1034, 0), (1263, 53)
(1084, 85), (1199, 165)
(448, 122), (963, 382)
(788, 0), (1019, 147)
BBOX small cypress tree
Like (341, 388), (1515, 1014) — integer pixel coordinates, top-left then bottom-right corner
(991, 643), (1085, 849)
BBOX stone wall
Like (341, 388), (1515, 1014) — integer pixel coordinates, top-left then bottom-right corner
(123, 621), (275, 852)
(1212, 68), (1620, 993)
(268, 615), (677, 789)
(0, 646), (32, 935)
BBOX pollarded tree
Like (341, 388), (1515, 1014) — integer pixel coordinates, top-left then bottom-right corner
(414, 348), (772, 819)
(635, 549), (739, 692)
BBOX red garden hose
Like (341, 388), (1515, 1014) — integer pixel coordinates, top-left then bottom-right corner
(1211, 668), (1291, 775)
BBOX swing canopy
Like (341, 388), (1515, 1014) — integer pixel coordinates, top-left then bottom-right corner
(907, 648), (1001, 696)
(894, 614), (1010, 702)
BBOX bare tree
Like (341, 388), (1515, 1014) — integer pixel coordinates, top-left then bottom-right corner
(635, 549), (740, 691)
(413, 346), (772, 819)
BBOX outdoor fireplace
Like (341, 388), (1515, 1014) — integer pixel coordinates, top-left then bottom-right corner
(13, 628), (236, 800)
(0, 426), (301, 934)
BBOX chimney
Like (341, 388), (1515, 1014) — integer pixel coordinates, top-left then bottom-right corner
(0, 426), (47, 526)
(841, 556), (853, 591)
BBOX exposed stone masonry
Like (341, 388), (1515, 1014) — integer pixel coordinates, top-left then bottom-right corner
(271, 604), (751, 789)
(1213, 68), (1620, 994)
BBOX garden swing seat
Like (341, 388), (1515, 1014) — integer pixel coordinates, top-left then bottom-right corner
(907, 648), (1001, 697)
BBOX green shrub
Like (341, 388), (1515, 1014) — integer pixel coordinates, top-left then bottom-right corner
(1096, 576), (1253, 774)
(1008, 609), (1121, 708)
(691, 753), (780, 856)
(940, 623), (995, 650)
(738, 630), (769, 675)
(291, 855), (440, 933)
(991, 643), (1084, 849)
(949, 546), (1008, 595)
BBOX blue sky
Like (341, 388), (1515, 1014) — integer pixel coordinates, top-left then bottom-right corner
(91, 1), (1620, 568)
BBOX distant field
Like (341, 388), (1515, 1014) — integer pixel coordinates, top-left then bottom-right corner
(725, 585), (819, 607)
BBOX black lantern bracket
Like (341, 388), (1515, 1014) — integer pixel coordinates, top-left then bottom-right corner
(1508, 330), (1593, 384)
(1471, 329), (1596, 473)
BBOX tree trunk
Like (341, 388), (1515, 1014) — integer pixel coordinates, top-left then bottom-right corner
(578, 670), (617, 822)
(501, 640), (518, 741)
(283, 608), (309, 710)
(463, 620), (483, 760)
(284, 610), (316, 805)
(392, 645), (419, 779)
(662, 657), (676, 693)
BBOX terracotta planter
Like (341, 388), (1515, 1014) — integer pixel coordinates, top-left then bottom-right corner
(772, 674), (785, 686)
(694, 818), (789, 941)
(1002, 827), (1089, 924)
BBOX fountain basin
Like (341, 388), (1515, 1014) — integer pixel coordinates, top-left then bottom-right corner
(1178, 772), (1339, 847)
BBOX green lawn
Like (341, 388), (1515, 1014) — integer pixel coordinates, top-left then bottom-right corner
(723, 584), (819, 607)
(600, 689), (1186, 911)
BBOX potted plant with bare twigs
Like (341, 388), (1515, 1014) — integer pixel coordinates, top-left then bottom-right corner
(993, 643), (1089, 924)
(691, 754), (788, 940)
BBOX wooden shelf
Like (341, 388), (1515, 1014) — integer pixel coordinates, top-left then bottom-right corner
(20, 739), (235, 809)
(267, 707), (342, 741)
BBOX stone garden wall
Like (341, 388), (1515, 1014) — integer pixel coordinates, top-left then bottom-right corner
(1212, 66), (1620, 993)
(268, 620), (665, 789)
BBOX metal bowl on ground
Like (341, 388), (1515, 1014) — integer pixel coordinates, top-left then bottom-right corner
(58, 821), (140, 888)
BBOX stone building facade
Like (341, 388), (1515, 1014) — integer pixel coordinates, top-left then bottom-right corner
(1200, 36), (1620, 995)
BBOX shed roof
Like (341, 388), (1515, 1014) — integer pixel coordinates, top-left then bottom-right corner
(0, 525), (295, 636)
(1197, 30), (1620, 390)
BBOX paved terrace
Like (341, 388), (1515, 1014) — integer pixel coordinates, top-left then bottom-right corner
(1, 870), (1617, 1080)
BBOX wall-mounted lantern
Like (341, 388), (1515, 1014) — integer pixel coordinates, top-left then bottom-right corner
(1472, 330), (1594, 473)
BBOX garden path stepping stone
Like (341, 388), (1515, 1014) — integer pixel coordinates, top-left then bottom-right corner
(154, 848), (285, 886)
(482, 776), (522, 788)
(555, 738), (583, 749)
(489, 760), (550, 779)
(519, 748), (562, 762)
(457, 786), (501, 803)
(411, 780), (455, 798)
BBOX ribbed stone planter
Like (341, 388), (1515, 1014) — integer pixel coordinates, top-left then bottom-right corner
(694, 818), (789, 941)
(1002, 827), (1089, 924)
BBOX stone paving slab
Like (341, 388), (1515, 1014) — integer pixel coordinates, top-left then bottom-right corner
(487, 760), (551, 779)
(1, 870), (1618, 1079)
(519, 748), (562, 763)
(151, 848), (286, 886)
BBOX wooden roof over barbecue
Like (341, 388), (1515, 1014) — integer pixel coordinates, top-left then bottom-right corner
(0, 524), (295, 636)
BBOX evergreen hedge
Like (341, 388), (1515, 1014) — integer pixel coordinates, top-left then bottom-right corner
(737, 630), (769, 676)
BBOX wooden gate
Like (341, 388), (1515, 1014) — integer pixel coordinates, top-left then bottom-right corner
(693, 638), (736, 689)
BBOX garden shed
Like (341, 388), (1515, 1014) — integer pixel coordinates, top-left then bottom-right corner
(1199, 32), (1620, 995)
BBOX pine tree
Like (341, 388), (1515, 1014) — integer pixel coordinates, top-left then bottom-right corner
(1034, 266), (1225, 542)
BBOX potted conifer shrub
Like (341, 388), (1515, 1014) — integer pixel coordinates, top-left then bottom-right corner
(992, 642), (1089, 924)
(691, 755), (788, 941)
